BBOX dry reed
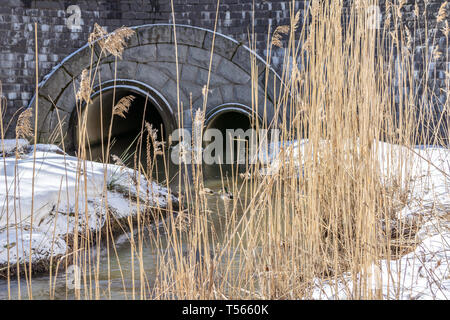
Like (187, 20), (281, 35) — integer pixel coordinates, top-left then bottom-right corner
(1, 0), (448, 300)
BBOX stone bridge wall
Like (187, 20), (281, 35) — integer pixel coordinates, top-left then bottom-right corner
(0, 0), (448, 138)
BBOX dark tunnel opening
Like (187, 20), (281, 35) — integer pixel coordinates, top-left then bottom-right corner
(75, 86), (169, 169)
(203, 108), (255, 178)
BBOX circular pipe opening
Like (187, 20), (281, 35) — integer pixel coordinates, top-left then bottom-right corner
(203, 104), (259, 177)
(73, 81), (175, 166)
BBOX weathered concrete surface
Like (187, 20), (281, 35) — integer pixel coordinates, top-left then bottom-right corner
(1, 1), (447, 141)
(0, 0), (304, 137)
(31, 24), (283, 148)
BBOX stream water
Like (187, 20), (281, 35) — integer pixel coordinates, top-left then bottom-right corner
(0, 138), (249, 300)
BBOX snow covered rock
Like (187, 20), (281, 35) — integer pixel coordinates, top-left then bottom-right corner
(0, 139), (29, 157)
(0, 142), (178, 276)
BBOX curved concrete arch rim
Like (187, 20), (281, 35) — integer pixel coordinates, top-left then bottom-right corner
(29, 23), (283, 110)
(205, 103), (264, 129)
(27, 24), (288, 148)
(69, 79), (178, 148)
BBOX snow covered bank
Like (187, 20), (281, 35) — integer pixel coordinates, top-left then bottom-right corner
(264, 140), (449, 299)
(318, 144), (449, 299)
(0, 141), (178, 276)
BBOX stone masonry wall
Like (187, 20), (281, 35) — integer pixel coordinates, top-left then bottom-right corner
(0, 0), (448, 138)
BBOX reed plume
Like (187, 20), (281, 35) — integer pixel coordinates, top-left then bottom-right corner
(437, 2), (447, 23)
(76, 69), (92, 105)
(272, 25), (290, 48)
(433, 47), (442, 60)
(88, 23), (108, 45)
(145, 122), (164, 155)
(397, 0), (407, 18)
(272, 11), (300, 48)
(113, 95), (135, 118)
(292, 10), (300, 32)
(442, 21), (449, 37)
(88, 23), (135, 58)
(15, 108), (33, 140)
(100, 26), (135, 59)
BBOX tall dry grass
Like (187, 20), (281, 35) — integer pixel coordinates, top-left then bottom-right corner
(0, 0), (448, 299)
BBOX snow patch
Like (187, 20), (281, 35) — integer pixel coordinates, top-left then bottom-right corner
(0, 142), (177, 271)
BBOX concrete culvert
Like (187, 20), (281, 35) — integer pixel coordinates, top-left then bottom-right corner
(31, 24), (283, 165)
(73, 82), (174, 165)
(203, 104), (258, 177)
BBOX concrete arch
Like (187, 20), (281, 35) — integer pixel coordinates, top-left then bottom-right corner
(29, 24), (283, 150)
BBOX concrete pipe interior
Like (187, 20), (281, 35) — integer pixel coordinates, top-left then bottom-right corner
(203, 106), (255, 177)
(76, 85), (169, 167)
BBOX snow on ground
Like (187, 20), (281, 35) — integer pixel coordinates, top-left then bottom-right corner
(0, 139), (29, 156)
(264, 140), (449, 299)
(364, 144), (449, 300)
(0, 141), (177, 273)
(1, 138), (448, 299)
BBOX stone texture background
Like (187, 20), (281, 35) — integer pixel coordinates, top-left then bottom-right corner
(33, 24), (281, 148)
(0, 0), (448, 138)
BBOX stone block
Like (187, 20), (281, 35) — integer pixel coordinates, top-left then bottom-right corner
(113, 61), (139, 79)
(162, 78), (189, 111)
(188, 46), (222, 71)
(192, 86), (224, 110)
(175, 25), (206, 48)
(180, 64), (200, 82)
(196, 68), (229, 87)
(122, 44), (157, 63)
(55, 80), (78, 113)
(259, 69), (283, 105)
(232, 45), (266, 76)
(92, 63), (114, 86)
(154, 62), (180, 80)
(180, 80), (203, 103)
(63, 46), (98, 76)
(135, 63), (170, 90)
(203, 31), (239, 59)
(217, 58), (251, 84)
(32, 97), (53, 137)
(138, 25), (172, 45)
(219, 84), (236, 103)
(156, 43), (188, 63)
(39, 67), (73, 102)
(48, 108), (71, 143)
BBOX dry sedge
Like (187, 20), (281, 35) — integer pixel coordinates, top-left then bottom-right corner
(192, 108), (205, 164)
